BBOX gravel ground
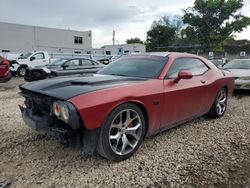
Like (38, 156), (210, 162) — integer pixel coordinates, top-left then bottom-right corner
(0, 78), (249, 188)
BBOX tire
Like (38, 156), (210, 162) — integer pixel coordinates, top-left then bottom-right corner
(17, 66), (27, 77)
(97, 103), (146, 161)
(208, 87), (228, 119)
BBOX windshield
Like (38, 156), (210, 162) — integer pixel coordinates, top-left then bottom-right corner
(98, 56), (168, 78)
(18, 52), (33, 59)
(49, 59), (68, 66)
(223, 59), (250, 69)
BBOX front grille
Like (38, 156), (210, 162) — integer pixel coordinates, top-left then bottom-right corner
(21, 89), (54, 117)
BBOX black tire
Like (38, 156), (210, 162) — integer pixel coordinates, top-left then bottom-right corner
(208, 87), (228, 119)
(17, 66), (27, 77)
(97, 103), (146, 161)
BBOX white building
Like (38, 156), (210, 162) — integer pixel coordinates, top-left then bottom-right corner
(0, 22), (92, 54)
(90, 43), (146, 55)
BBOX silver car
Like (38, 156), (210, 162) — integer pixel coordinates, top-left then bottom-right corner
(223, 59), (250, 90)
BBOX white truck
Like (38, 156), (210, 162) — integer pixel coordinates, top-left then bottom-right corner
(11, 51), (50, 77)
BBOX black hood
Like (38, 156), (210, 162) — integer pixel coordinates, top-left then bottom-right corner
(20, 74), (147, 100)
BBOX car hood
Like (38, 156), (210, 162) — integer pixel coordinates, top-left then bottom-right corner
(227, 69), (250, 77)
(20, 74), (148, 100)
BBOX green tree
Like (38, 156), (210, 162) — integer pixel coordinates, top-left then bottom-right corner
(126, 38), (143, 44)
(183, 0), (250, 52)
(146, 16), (182, 51)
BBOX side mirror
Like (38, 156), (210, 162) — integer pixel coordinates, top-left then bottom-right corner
(61, 64), (69, 69)
(174, 71), (193, 83)
(30, 57), (35, 61)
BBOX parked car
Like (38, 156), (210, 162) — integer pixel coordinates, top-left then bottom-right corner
(210, 58), (227, 68)
(223, 59), (250, 90)
(0, 56), (11, 83)
(19, 52), (234, 161)
(24, 58), (104, 81)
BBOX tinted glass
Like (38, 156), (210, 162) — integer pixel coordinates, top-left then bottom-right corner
(167, 58), (209, 78)
(98, 56), (168, 78)
(82, 59), (94, 66)
(50, 59), (68, 66)
(64, 59), (80, 66)
(211, 59), (223, 66)
(223, 59), (250, 69)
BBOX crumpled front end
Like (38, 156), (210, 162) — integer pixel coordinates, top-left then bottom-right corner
(24, 68), (50, 82)
(19, 88), (80, 137)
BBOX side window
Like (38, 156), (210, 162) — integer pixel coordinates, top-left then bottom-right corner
(64, 59), (80, 67)
(81, 59), (95, 66)
(32, 53), (45, 60)
(167, 58), (209, 78)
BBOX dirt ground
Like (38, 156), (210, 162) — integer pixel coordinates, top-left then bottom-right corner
(0, 78), (249, 188)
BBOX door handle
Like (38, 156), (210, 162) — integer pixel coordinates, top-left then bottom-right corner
(200, 80), (206, 84)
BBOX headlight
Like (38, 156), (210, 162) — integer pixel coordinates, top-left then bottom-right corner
(53, 102), (70, 122)
(53, 102), (61, 116)
(61, 104), (69, 121)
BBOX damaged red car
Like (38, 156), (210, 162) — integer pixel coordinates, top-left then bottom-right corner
(19, 53), (234, 161)
(0, 56), (12, 83)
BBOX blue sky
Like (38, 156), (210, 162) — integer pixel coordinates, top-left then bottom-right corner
(1, 0), (250, 47)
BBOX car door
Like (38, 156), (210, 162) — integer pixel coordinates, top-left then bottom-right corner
(56, 59), (81, 76)
(78, 59), (103, 74)
(161, 57), (210, 129)
(30, 52), (47, 66)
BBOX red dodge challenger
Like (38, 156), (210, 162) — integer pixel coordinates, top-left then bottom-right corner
(19, 52), (234, 161)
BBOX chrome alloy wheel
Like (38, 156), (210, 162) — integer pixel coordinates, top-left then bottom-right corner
(109, 109), (142, 155)
(216, 88), (227, 115)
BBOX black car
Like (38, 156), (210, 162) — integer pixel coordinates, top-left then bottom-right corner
(24, 58), (104, 81)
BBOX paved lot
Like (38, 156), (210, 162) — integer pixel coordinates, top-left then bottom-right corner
(0, 78), (249, 187)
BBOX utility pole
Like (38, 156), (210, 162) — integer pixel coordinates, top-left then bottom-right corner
(112, 30), (115, 45)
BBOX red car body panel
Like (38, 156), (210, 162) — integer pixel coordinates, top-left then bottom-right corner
(0, 56), (10, 77)
(69, 53), (234, 136)
(0, 56), (11, 83)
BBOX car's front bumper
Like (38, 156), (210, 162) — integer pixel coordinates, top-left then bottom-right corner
(19, 105), (54, 132)
(235, 79), (250, 90)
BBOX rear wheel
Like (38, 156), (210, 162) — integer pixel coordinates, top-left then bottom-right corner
(97, 103), (146, 161)
(208, 87), (228, 118)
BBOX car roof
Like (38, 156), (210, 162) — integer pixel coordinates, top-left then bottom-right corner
(130, 52), (201, 58)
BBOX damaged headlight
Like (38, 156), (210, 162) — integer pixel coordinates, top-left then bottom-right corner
(53, 102), (70, 122)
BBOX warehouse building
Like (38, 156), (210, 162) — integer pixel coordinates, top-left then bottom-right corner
(90, 43), (146, 55)
(0, 22), (92, 53)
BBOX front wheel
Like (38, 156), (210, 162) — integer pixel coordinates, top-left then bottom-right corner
(17, 67), (27, 77)
(208, 87), (228, 118)
(97, 103), (146, 161)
